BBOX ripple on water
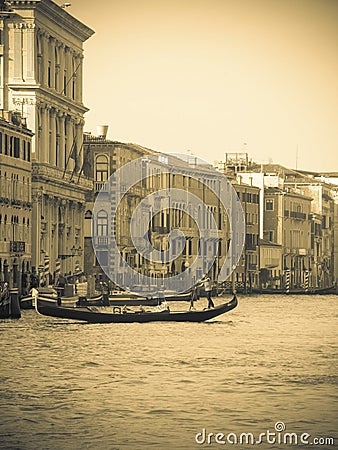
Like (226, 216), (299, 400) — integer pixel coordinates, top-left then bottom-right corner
(0, 295), (336, 449)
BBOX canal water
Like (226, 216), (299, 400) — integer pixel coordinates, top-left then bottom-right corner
(0, 295), (337, 450)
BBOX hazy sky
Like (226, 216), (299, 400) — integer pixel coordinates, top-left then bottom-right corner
(67, 0), (338, 172)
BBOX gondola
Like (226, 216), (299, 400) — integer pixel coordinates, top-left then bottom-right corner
(20, 287), (58, 309)
(109, 290), (193, 304)
(35, 295), (238, 323)
(20, 289), (104, 309)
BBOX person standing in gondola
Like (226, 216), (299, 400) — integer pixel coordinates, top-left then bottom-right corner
(204, 276), (214, 309)
(189, 286), (198, 311)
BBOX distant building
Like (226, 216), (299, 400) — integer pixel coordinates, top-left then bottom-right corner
(284, 170), (335, 288)
(0, 110), (33, 294)
(1, 0), (94, 283)
(83, 131), (232, 293)
(259, 239), (282, 290)
(216, 154), (335, 291)
(264, 187), (312, 290)
(233, 180), (260, 292)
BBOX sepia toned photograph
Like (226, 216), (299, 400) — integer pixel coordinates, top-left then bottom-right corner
(0, 0), (337, 449)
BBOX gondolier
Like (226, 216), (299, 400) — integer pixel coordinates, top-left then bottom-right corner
(203, 276), (215, 309)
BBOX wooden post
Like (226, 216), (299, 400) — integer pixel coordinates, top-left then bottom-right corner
(9, 288), (21, 319)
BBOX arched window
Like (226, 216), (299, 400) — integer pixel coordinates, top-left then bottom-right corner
(95, 155), (108, 183)
(84, 210), (92, 237)
(97, 210), (108, 236)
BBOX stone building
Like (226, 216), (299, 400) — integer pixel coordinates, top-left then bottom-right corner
(1, 0), (94, 282)
(0, 110), (33, 293)
(82, 130), (154, 291)
(264, 187), (312, 290)
(284, 171), (335, 289)
(216, 159), (260, 292)
(233, 180), (260, 292)
(83, 131), (233, 294)
(259, 239), (282, 290)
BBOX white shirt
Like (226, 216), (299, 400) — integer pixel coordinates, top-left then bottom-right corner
(204, 279), (212, 292)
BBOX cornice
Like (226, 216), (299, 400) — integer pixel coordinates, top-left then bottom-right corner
(9, 84), (89, 114)
(11, 0), (94, 43)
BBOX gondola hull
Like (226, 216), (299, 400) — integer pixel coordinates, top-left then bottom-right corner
(109, 291), (193, 305)
(36, 296), (238, 323)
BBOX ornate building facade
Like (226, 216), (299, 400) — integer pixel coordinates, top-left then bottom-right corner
(0, 110), (33, 293)
(1, 1), (94, 282)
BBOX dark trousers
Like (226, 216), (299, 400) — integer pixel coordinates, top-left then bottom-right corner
(207, 291), (214, 308)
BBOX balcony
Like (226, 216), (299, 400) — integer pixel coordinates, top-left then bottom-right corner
(290, 211), (307, 220)
(97, 236), (108, 246)
(95, 181), (107, 192)
(10, 241), (26, 253)
(32, 163), (93, 192)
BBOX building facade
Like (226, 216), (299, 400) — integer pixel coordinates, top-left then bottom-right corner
(284, 172), (335, 289)
(1, 1), (94, 283)
(83, 131), (233, 294)
(0, 109), (33, 293)
(233, 180), (260, 292)
(264, 187), (312, 291)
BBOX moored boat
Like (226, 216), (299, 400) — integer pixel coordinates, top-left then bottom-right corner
(0, 284), (21, 319)
(35, 295), (238, 323)
(20, 287), (58, 309)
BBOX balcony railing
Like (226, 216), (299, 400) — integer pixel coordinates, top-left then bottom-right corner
(93, 236), (108, 246)
(290, 211), (307, 220)
(33, 163), (93, 191)
(10, 241), (26, 253)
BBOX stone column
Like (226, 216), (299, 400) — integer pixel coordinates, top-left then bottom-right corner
(41, 30), (49, 86)
(49, 37), (56, 89)
(39, 103), (48, 163)
(59, 43), (65, 94)
(13, 23), (23, 81)
(55, 42), (61, 92)
(64, 115), (72, 172)
(63, 46), (70, 96)
(23, 23), (35, 81)
(49, 108), (56, 165)
(76, 54), (83, 103)
(75, 118), (84, 172)
(32, 187), (43, 270)
(57, 111), (65, 170)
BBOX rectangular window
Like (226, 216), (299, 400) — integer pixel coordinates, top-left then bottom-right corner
(9, 136), (13, 156)
(48, 61), (51, 87)
(27, 142), (31, 161)
(14, 137), (20, 158)
(265, 199), (274, 211)
(0, 132), (2, 153)
(63, 70), (67, 95)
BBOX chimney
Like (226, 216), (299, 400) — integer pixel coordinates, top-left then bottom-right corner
(96, 125), (109, 139)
